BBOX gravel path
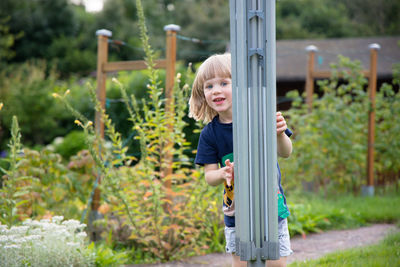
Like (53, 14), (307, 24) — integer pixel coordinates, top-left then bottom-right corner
(128, 224), (398, 267)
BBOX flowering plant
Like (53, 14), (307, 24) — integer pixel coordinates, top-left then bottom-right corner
(0, 216), (94, 267)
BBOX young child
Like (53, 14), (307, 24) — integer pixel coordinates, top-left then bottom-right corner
(189, 53), (293, 267)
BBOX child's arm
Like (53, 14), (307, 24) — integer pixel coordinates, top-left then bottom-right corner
(204, 160), (234, 186)
(277, 112), (292, 158)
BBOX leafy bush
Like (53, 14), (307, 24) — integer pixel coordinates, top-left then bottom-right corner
(53, 0), (223, 262)
(0, 116), (95, 222)
(54, 130), (88, 160)
(0, 61), (73, 149)
(281, 55), (400, 194)
(0, 216), (94, 267)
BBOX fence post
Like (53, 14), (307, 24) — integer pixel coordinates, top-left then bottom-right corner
(92, 29), (111, 214)
(305, 45), (318, 112)
(363, 43), (380, 196)
(162, 24), (180, 197)
(95, 29), (112, 139)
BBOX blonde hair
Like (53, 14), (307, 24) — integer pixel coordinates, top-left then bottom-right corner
(189, 53), (231, 123)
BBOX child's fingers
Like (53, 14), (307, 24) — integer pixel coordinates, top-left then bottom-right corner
(225, 159), (232, 167)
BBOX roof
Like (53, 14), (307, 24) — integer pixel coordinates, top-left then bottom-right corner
(276, 36), (400, 81)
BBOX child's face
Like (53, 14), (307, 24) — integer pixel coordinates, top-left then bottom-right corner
(203, 76), (232, 118)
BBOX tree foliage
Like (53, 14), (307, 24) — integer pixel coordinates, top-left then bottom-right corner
(2, 0), (399, 75)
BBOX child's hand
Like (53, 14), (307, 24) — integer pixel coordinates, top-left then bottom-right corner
(276, 112), (287, 135)
(222, 159), (234, 187)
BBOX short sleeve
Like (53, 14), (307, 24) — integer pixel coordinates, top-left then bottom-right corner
(195, 126), (219, 166)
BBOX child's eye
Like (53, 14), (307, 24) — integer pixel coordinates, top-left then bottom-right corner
(221, 82), (227, 86)
(205, 84), (213, 89)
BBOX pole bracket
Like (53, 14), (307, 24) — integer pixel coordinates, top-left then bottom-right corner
(248, 10), (264, 20)
(249, 48), (265, 68)
(260, 240), (279, 260)
(239, 241), (257, 261)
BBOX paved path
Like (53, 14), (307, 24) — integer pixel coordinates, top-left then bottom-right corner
(128, 224), (398, 267)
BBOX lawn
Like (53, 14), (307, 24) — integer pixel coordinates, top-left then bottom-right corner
(289, 227), (400, 267)
(286, 191), (400, 237)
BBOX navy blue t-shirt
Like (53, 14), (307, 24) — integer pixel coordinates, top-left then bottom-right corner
(195, 116), (292, 227)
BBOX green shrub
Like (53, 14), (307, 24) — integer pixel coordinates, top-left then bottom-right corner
(281, 55), (400, 194)
(0, 61), (73, 149)
(0, 117), (94, 222)
(54, 130), (88, 160)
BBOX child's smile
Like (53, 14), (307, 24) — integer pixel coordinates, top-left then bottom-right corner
(213, 97), (226, 105)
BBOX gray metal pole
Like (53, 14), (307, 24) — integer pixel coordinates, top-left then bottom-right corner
(231, 0), (279, 266)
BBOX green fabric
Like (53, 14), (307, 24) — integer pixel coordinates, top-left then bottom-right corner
(278, 191), (289, 219)
(222, 153), (234, 166)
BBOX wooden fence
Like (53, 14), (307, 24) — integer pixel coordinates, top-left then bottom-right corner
(305, 44), (380, 195)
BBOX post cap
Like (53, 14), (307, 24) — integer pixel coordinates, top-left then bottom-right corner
(96, 29), (112, 37)
(163, 24), (181, 32)
(305, 45), (318, 52)
(368, 43), (381, 50)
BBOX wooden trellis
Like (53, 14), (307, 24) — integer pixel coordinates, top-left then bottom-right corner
(92, 24), (180, 212)
(305, 44), (380, 195)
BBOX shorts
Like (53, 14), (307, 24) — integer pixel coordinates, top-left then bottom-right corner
(224, 218), (293, 257)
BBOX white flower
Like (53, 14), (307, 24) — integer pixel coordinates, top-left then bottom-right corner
(66, 242), (79, 247)
(52, 215), (64, 222)
(76, 232), (87, 239)
(4, 244), (21, 249)
(24, 235), (41, 242)
(0, 235), (9, 243)
(22, 219), (32, 225)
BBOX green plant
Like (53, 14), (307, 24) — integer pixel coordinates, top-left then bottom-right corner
(14, 147), (93, 220)
(0, 61), (74, 149)
(54, 130), (88, 160)
(0, 116), (36, 227)
(281, 55), (400, 194)
(88, 242), (130, 267)
(54, 0), (223, 262)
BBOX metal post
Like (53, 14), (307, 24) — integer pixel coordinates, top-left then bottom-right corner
(363, 43), (380, 196)
(231, 0), (279, 265)
(305, 45), (318, 112)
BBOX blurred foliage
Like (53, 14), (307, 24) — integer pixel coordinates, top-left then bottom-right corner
(0, 61), (78, 150)
(54, 130), (88, 160)
(1, 0), (399, 75)
(280, 56), (400, 195)
(0, 16), (22, 66)
(0, 0), (78, 60)
(8, 147), (94, 220)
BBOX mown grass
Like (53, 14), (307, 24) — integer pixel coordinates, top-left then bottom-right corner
(287, 191), (400, 237)
(289, 227), (400, 267)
